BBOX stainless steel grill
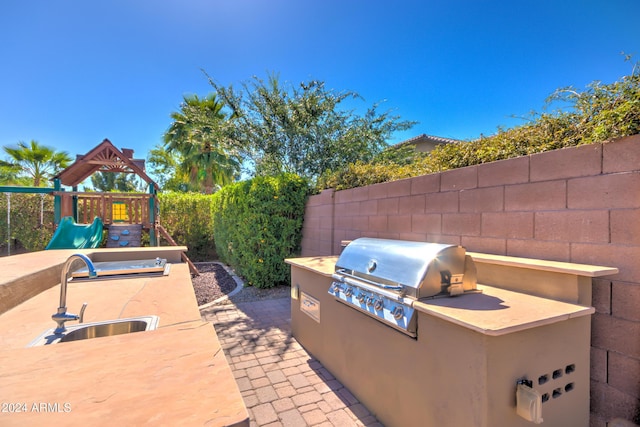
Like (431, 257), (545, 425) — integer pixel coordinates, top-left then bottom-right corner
(329, 238), (479, 337)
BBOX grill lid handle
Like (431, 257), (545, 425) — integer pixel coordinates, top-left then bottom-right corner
(334, 270), (403, 291)
(367, 260), (377, 273)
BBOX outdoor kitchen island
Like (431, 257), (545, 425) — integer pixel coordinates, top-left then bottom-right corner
(286, 239), (618, 427)
(0, 247), (249, 426)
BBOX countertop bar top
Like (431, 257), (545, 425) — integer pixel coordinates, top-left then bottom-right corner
(414, 285), (595, 336)
(285, 253), (618, 279)
(286, 255), (597, 337)
(0, 248), (248, 426)
(467, 251), (619, 277)
(285, 256), (338, 278)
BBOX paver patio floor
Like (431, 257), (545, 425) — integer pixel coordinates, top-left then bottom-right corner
(201, 297), (382, 427)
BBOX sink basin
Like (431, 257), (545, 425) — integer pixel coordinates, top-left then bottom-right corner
(28, 316), (159, 347)
(71, 258), (170, 280)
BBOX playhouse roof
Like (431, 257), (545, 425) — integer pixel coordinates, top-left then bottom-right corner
(53, 139), (158, 189)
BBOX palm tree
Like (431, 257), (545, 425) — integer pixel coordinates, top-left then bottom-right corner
(89, 172), (143, 192)
(0, 159), (26, 185)
(3, 140), (72, 186)
(164, 94), (241, 193)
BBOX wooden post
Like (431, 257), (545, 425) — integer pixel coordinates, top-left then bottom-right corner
(72, 186), (78, 221)
(157, 225), (199, 276)
(148, 183), (157, 246)
(60, 193), (73, 219)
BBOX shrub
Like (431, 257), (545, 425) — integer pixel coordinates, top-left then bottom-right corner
(158, 192), (216, 261)
(212, 173), (309, 288)
(0, 191), (216, 259)
(0, 193), (55, 253)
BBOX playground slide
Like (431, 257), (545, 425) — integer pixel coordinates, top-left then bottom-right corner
(45, 216), (104, 250)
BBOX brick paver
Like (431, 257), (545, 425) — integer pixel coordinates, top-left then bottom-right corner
(201, 297), (381, 426)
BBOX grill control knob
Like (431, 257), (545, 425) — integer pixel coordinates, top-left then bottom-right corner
(391, 306), (404, 320)
(344, 287), (354, 297)
(357, 293), (366, 303)
(366, 296), (374, 307)
(330, 282), (342, 294)
(374, 298), (384, 311)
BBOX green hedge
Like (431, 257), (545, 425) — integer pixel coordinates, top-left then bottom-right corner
(0, 192), (217, 260)
(211, 173), (309, 288)
(0, 193), (55, 254)
(158, 192), (216, 262)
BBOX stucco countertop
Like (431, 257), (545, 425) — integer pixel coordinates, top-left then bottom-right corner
(0, 248), (249, 426)
(414, 285), (594, 336)
(285, 256), (338, 278)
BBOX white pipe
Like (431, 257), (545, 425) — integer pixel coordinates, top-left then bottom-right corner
(5, 193), (10, 256)
(40, 193), (45, 226)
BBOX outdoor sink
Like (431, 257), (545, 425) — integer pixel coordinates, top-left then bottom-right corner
(71, 258), (170, 280)
(28, 315), (159, 347)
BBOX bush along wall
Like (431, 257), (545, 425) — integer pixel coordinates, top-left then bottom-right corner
(158, 192), (216, 262)
(318, 69), (640, 191)
(211, 173), (309, 288)
(0, 193), (55, 254)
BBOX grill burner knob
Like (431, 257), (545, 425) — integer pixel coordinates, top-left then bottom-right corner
(391, 306), (404, 320)
(344, 287), (354, 297)
(357, 293), (366, 303)
(330, 282), (340, 294)
(366, 296), (374, 306)
(374, 298), (384, 311)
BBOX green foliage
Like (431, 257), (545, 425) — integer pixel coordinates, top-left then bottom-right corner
(163, 94), (241, 193)
(320, 69), (640, 191)
(147, 144), (191, 191)
(158, 192), (216, 261)
(317, 143), (428, 190)
(2, 140), (71, 187)
(545, 67), (640, 143)
(373, 143), (427, 166)
(0, 193), (54, 253)
(0, 179), (309, 276)
(89, 172), (144, 192)
(206, 72), (415, 183)
(211, 173), (309, 288)
(0, 159), (28, 185)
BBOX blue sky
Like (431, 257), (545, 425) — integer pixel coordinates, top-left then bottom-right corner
(1, 0), (639, 173)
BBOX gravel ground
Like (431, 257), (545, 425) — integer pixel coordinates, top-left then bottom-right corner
(192, 262), (290, 306)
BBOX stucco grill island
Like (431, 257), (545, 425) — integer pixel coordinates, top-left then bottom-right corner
(286, 238), (618, 427)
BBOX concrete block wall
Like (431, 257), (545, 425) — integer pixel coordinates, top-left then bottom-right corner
(300, 134), (640, 426)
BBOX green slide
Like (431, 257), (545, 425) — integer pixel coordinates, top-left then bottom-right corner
(45, 216), (104, 250)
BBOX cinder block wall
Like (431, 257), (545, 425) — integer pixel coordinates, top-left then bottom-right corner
(300, 134), (640, 426)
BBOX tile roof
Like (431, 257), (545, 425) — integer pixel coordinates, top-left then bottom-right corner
(395, 133), (460, 147)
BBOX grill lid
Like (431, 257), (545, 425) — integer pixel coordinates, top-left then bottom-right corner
(335, 238), (476, 299)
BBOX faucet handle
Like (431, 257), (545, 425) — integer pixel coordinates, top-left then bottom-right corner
(79, 302), (88, 323)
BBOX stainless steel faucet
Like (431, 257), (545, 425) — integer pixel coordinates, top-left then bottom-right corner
(52, 254), (96, 334)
